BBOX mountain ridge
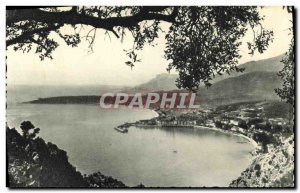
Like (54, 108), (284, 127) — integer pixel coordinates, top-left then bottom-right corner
(130, 54), (285, 92)
(198, 71), (282, 106)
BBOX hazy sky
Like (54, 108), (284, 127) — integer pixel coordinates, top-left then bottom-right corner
(7, 6), (293, 87)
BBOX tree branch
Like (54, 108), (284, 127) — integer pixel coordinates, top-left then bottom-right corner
(7, 6), (175, 29)
(6, 24), (62, 47)
(6, 7), (177, 46)
(108, 28), (120, 38)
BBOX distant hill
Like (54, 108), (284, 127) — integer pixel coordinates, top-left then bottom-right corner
(25, 72), (282, 108)
(211, 54), (284, 83)
(126, 73), (178, 92)
(125, 55), (285, 107)
(7, 85), (128, 104)
(198, 71), (282, 106)
(129, 54), (285, 92)
(18, 55), (285, 107)
(239, 54), (284, 72)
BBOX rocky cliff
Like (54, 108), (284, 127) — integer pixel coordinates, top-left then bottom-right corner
(230, 136), (294, 187)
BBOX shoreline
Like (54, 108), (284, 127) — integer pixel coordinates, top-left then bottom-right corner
(126, 121), (258, 149)
(116, 107), (259, 149)
(193, 125), (258, 149)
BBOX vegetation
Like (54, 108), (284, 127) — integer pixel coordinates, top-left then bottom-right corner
(230, 136), (294, 187)
(6, 6), (295, 108)
(7, 6), (273, 90)
(84, 172), (126, 188)
(275, 7), (295, 105)
(253, 132), (275, 153)
(7, 121), (127, 188)
(6, 6), (295, 188)
(275, 37), (295, 105)
(216, 101), (262, 112)
(263, 101), (293, 120)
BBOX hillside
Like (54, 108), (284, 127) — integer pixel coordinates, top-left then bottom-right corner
(198, 71), (282, 106)
(126, 73), (178, 92)
(23, 55), (285, 107)
(27, 71), (283, 108)
(128, 54), (284, 92)
(210, 54), (284, 83)
(230, 136), (294, 187)
(239, 54), (284, 72)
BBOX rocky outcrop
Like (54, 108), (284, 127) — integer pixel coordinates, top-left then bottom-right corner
(7, 125), (127, 188)
(230, 136), (294, 187)
(84, 172), (126, 188)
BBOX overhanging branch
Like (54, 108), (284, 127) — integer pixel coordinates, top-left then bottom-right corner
(6, 6), (177, 46)
(6, 24), (62, 47)
(7, 6), (176, 29)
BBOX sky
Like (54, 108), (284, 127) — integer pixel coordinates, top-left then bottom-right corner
(7, 6), (293, 87)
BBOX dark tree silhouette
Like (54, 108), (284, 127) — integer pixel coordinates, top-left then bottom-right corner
(7, 6), (274, 90)
(20, 121), (35, 137)
(253, 132), (271, 153)
(275, 38), (295, 105)
(275, 7), (295, 105)
(20, 121), (40, 139)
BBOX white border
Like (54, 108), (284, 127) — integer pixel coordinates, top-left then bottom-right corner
(1, 1), (299, 192)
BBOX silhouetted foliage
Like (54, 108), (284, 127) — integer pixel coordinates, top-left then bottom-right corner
(275, 38), (295, 105)
(20, 121), (35, 137)
(6, 6), (273, 90)
(84, 172), (126, 188)
(253, 132), (277, 153)
(275, 6), (294, 105)
(7, 122), (127, 188)
(253, 132), (271, 153)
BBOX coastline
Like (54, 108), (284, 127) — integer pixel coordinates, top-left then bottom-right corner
(121, 116), (258, 149)
(114, 105), (294, 187)
(12, 103), (293, 187)
(124, 112), (263, 187)
(194, 125), (258, 149)
(131, 123), (258, 149)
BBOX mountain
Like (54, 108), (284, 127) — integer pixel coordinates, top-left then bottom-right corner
(126, 55), (285, 107)
(127, 73), (178, 92)
(198, 71), (282, 106)
(15, 55), (285, 106)
(129, 54), (284, 92)
(25, 71), (283, 108)
(239, 54), (284, 72)
(211, 54), (284, 83)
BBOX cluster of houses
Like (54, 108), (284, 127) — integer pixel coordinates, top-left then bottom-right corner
(134, 103), (290, 137)
(214, 105), (290, 132)
(131, 103), (292, 154)
(136, 114), (197, 127)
